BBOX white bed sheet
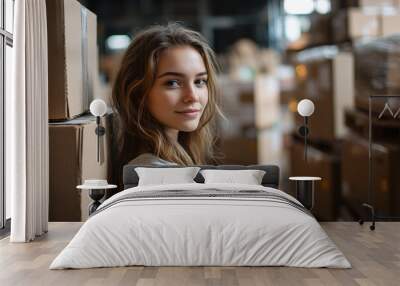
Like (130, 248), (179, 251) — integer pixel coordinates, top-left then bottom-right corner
(50, 183), (351, 269)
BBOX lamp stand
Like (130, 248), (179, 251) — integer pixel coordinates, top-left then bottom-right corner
(88, 189), (106, 215)
(95, 116), (106, 163)
(304, 116), (308, 162)
(298, 116), (309, 163)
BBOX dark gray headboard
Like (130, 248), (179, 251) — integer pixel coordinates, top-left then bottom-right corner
(123, 164), (280, 189)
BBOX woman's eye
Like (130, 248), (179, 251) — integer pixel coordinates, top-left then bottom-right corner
(165, 80), (180, 88)
(195, 79), (208, 87)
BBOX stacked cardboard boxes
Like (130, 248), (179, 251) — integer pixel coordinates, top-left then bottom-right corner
(216, 42), (281, 165)
(49, 116), (110, 221)
(288, 0), (400, 220)
(46, 0), (99, 121)
(47, 0), (110, 221)
(342, 36), (400, 218)
(294, 48), (354, 143)
(289, 47), (355, 220)
(332, 1), (400, 43)
(341, 133), (400, 218)
(217, 72), (281, 165)
(331, 1), (399, 13)
(287, 0), (400, 51)
(354, 35), (400, 113)
(216, 77), (258, 165)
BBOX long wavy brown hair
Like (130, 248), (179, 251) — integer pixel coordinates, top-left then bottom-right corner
(112, 23), (221, 174)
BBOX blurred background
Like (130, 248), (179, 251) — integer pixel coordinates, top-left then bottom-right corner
(43, 0), (400, 222)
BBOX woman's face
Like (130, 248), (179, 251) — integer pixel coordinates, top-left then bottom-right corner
(147, 45), (209, 137)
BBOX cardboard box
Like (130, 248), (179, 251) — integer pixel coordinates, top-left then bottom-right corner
(294, 51), (354, 142)
(360, 0), (398, 7)
(85, 7), (99, 106)
(349, 9), (380, 38)
(381, 13), (400, 36)
(333, 0), (398, 8)
(354, 36), (400, 113)
(341, 133), (400, 217)
(217, 75), (256, 138)
(333, 8), (379, 43)
(49, 115), (109, 221)
(289, 135), (341, 221)
(46, 0), (98, 121)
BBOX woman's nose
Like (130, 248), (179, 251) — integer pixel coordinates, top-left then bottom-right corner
(182, 84), (199, 103)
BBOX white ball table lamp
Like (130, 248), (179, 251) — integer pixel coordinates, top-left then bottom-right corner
(289, 99), (321, 211)
(76, 99), (115, 215)
(89, 99), (107, 163)
(297, 99), (315, 162)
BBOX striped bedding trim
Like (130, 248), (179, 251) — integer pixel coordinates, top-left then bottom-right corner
(92, 189), (311, 217)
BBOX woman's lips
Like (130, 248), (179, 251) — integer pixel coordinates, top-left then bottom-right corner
(175, 109), (200, 118)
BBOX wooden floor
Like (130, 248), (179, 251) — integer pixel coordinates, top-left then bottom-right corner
(0, 222), (399, 286)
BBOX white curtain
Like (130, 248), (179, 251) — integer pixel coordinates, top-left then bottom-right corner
(8, 0), (49, 242)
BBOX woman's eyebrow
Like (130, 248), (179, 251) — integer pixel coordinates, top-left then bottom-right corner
(157, 71), (208, 78)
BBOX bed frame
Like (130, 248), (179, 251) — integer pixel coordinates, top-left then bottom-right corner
(123, 164), (280, 189)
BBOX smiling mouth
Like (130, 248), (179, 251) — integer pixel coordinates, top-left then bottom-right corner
(175, 109), (201, 117)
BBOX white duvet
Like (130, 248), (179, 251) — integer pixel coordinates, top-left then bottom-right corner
(50, 183), (351, 269)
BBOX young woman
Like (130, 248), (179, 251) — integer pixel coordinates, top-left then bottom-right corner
(112, 23), (222, 173)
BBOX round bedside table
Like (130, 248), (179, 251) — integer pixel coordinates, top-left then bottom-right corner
(77, 181), (117, 215)
(289, 176), (322, 210)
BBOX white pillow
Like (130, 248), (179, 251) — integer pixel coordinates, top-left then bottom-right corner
(200, 169), (266, 185)
(135, 167), (201, 186)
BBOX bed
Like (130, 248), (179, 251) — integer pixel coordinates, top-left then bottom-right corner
(50, 165), (350, 269)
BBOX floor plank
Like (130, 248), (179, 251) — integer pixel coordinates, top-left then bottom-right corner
(0, 222), (399, 286)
